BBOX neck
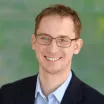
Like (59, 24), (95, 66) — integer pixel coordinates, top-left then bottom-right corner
(39, 66), (71, 98)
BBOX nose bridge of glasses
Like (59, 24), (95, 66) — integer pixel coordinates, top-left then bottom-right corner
(49, 37), (59, 47)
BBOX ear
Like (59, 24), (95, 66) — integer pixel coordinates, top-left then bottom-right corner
(32, 34), (36, 50)
(73, 38), (83, 55)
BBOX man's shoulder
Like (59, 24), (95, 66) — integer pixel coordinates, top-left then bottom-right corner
(0, 75), (37, 104)
(80, 79), (104, 102)
(0, 74), (37, 94)
(70, 71), (104, 103)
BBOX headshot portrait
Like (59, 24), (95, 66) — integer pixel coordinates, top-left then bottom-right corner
(0, 2), (104, 104)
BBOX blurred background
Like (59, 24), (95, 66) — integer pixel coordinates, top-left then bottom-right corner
(0, 0), (104, 94)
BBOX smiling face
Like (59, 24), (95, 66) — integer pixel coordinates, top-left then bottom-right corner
(32, 15), (83, 75)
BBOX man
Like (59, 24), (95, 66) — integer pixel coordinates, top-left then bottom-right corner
(0, 4), (104, 104)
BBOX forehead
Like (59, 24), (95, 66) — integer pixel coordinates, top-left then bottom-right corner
(37, 15), (75, 38)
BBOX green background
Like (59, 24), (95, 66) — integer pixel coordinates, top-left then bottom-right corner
(0, 0), (104, 94)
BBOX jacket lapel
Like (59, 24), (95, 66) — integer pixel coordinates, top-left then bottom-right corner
(14, 75), (37, 104)
(61, 71), (83, 104)
(13, 71), (83, 104)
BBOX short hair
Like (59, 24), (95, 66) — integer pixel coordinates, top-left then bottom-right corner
(35, 4), (82, 37)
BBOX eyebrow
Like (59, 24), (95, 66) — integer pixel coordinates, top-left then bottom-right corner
(38, 33), (50, 36)
(37, 32), (70, 38)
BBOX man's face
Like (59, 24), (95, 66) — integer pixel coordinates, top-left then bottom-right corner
(32, 15), (82, 74)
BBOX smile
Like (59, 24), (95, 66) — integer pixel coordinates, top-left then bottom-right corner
(45, 56), (61, 61)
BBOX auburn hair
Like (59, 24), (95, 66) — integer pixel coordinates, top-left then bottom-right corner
(35, 4), (82, 37)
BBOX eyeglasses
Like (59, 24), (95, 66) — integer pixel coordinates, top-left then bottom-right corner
(35, 34), (79, 48)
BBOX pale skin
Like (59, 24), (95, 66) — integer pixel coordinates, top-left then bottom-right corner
(32, 15), (83, 98)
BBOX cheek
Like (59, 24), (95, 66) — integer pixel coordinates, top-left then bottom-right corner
(64, 48), (74, 59)
(35, 45), (46, 57)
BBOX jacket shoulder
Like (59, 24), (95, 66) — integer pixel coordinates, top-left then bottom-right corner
(0, 75), (37, 98)
(80, 80), (104, 103)
(1, 75), (37, 89)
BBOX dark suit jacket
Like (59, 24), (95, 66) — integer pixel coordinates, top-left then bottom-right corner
(0, 71), (104, 104)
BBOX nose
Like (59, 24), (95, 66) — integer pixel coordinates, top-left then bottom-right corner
(47, 39), (59, 53)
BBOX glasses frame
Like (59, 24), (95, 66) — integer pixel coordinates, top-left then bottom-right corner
(35, 33), (79, 48)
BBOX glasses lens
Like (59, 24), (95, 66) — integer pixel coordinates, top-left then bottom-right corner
(36, 34), (51, 45)
(56, 37), (71, 47)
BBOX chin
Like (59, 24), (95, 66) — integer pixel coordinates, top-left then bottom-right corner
(43, 66), (64, 74)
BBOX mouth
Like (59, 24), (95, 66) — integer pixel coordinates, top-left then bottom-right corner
(44, 56), (62, 62)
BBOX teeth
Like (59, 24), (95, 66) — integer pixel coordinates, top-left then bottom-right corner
(46, 57), (60, 61)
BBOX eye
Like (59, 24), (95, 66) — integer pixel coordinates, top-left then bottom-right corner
(58, 37), (70, 42)
(38, 35), (50, 41)
(61, 38), (67, 42)
(40, 36), (49, 40)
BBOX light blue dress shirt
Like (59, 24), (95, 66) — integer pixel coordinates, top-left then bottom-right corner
(34, 71), (72, 104)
